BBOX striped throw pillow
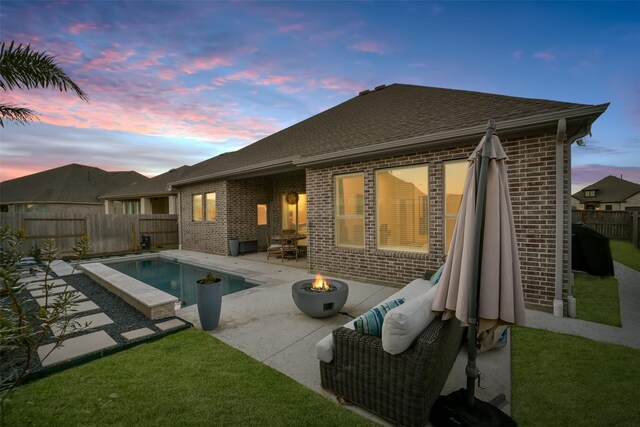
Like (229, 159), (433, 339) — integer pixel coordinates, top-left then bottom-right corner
(353, 298), (405, 337)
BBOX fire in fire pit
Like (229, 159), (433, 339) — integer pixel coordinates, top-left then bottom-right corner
(292, 274), (349, 318)
(302, 274), (337, 293)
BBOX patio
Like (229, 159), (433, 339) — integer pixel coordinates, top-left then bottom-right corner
(168, 249), (512, 424)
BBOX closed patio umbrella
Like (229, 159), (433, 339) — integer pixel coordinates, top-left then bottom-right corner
(430, 120), (525, 425)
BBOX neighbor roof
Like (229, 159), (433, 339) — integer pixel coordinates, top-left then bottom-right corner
(171, 83), (608, 186)
(572, 175), (640, 203)
(100, 165), (194, 199)
(0, 163), (147, 204)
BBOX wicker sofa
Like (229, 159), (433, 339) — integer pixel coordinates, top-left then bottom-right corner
(319, 289), (464, 426)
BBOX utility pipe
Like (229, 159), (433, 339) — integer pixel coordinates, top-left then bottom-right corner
(554, 119), (567, 317)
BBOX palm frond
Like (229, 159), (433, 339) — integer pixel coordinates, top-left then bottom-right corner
(0, 41), (88, 101)
(0, 103), (38, 127)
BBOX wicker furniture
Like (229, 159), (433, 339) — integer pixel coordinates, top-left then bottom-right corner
(320, 316), (464, 427)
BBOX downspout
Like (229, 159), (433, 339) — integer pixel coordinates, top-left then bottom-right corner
(554, 119), (567, 317)
(169, 185), (183, 250)
(566, 144), (577, 318)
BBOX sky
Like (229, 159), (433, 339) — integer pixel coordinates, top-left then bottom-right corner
(1, 1), (639, 194)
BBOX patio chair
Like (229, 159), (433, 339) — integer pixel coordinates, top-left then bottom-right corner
(266, 232), (282, 260)
(281, 229), (298, 262)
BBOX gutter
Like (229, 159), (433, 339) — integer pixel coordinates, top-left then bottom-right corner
(554, 117), (599, 318)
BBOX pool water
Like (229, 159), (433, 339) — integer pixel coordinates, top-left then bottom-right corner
(107, 258), (252, 307)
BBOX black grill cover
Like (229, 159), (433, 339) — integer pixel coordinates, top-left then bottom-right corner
(572, 223), (614, 276)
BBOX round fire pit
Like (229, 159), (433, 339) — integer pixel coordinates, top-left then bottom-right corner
(292, 278), (349, 318)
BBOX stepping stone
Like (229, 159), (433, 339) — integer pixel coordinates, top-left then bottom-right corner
(49, 300), (100, 318)
(155, 319), (186, 331)
(52, 312), (114, 337)
(36, 292), (87, 307)
(50, 260), (82, 277)
(30, 285), (76, 298)
(18, 273), (53, 284)
(121, 327), (155, 341)
(37, 330), (117, 367)
(26, 279), (68, 290)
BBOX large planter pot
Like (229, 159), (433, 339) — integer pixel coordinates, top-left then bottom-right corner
(196, 278), (223, 330)
(229, 239), (240, 257)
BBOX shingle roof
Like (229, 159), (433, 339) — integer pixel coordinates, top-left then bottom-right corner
(100, 165), (194, 199)
(173, 83), (607, 185)
(0, 163), (147, 204)
(572, 175), (640, 203)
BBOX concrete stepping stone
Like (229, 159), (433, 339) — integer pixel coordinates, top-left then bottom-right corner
(52, 312), (114, 337)
(50, 259), (82, 277)
(30, 285), (76, 298)
(48, 300), (100, 317)
(37, 330), (117, 367)
(36, 292), (87, 307)
(155, 319), (186, 331)
(26, 279), (68, 290)
(18, 273), (53, 284)
(121, 327), (155, 341)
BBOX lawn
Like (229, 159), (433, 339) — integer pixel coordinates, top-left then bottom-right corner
(1, 329), (375, 426)
(573, 272), (621, 327)
(512, 327), (640, 426)
(610, 239), (640, 271)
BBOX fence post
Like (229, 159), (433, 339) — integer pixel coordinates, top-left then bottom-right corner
(633, 212), (639, 248)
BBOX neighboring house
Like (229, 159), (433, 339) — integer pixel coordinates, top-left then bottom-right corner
(100, 165), (194, 215)
(572, 175), (640, 211)
(169, 83), (608, 315)
(0, 163), (146, 215)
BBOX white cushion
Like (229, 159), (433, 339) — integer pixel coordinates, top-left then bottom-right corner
(381, 285), (439, 355)
(316, 322), (354, 363)
(316, 279), (433, 363)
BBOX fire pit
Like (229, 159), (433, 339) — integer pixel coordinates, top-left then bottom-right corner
(292, 274), (349, 318)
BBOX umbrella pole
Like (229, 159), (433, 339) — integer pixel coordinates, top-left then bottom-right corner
(465, 120), (495, 406)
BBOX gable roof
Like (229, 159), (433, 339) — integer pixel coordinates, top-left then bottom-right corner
(171, 83), (608, 186)
(100, 165), (194, 199)
(572, 175), (640, 203)
(0, 163), (147, 205)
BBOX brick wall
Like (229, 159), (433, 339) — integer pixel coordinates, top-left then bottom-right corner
(307, 133), (569, 311)
(227, 177), (273, 242)
(179, 181), (228, 255)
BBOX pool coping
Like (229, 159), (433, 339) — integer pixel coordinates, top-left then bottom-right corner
(80, 254), (256, 320)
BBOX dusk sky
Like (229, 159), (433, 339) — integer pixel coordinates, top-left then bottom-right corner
(1, 1), (639, 193)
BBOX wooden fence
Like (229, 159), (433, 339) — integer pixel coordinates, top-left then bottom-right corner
(572, 210), (640, 247)
(0, 213), (178, 255)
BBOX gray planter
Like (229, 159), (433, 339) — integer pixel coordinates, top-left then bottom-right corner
(196, 278), (222, 330)
(229, 239), (240, 256)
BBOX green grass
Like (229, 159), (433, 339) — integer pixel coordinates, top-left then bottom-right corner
(1, 329), (375, 426)
(610, 239), (640, 271)
(512, 327), (640, 426)
(573, 272), (621, 327)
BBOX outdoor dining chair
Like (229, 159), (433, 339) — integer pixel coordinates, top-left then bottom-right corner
(266, 232), (283, 260)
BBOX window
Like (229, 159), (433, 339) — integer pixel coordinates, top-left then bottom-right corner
(123, 201), (139, 215)
(376, 165), (429, 252)
(192, 194), (203, 221)
(584, 190), (596, 198)
(335, 174), (364, 248)
(205, 192), (216, 221)
(444, 160), (469, 252)
(605, 204), (613, 211)
(257, 204), (267, 225)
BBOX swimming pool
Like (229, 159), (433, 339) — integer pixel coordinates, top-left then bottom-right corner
(106, 257), (252, 308)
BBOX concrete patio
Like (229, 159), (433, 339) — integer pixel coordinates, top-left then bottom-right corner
(169, 249), (512, 425)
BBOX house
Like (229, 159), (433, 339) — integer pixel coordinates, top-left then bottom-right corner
(100, 165), (195, 215)
(572, 175), (640, 211)
(0, 163), (146, 214)
(169, 83), (608, 316)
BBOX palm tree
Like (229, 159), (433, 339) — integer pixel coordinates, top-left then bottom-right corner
(0, 41), (88, 127)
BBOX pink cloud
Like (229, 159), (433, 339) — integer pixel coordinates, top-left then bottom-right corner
(158, 69), (177, 80)
(319, 76), (365, 93)
(67, 22), (98, 34)
(534, 50), (556, 62)
(82, 49), (135, 71)
(214, 69), (294, 88)
(348, 40), (387, 54)
(182, 56), (233, 74)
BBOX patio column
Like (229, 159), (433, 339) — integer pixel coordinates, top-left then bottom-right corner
(168, 195), (177, 214)
(141, 197), (152, 214)
(104, 200), (115, 214)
